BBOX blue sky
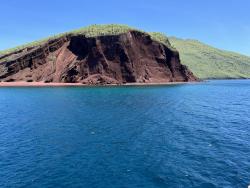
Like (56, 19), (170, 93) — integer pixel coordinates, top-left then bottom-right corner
(1, 0), (250, 56)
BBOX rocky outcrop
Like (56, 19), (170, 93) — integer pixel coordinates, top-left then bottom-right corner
(0, 31), (197, 85)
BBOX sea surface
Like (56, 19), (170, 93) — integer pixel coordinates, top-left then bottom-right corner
(0, 80), (249, 188)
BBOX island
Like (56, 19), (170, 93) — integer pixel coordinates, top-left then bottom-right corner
(0, 25), (197, 86)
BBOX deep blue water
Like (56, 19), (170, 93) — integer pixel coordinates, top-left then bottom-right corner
(0, 80), (249, 188)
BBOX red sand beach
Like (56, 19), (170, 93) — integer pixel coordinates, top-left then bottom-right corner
(0, 81), (195, 87)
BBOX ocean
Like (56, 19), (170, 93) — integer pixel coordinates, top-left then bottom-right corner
(0, 80), (249, 188)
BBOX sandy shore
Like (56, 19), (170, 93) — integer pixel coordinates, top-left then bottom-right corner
(0, 81), (197, 87)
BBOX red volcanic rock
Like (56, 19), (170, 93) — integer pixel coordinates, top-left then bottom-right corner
(0, 31), (197, 85)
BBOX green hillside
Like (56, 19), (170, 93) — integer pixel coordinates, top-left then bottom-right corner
(169, 37), (250, 79)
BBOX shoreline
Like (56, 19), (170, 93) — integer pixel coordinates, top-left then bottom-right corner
(0, 81), (198, 88)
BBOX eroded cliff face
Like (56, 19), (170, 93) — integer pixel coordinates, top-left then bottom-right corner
(0, 31), (197, 85)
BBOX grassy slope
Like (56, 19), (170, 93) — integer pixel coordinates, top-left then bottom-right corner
(1, 24), (250, 79)
(169, 37), (250, 79)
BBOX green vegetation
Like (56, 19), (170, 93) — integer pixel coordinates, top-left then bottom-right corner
(149, 32), (172, 48)
(1, 24), (250, 79)
(169, 37), (250, 79)
(70, 24), (134, 37)
(0, 24), (172, 56)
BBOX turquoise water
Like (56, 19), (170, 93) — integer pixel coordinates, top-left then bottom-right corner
(0, 80), (249, 188)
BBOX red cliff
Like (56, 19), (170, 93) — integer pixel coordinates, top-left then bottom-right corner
(0, 31), (197, 85)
